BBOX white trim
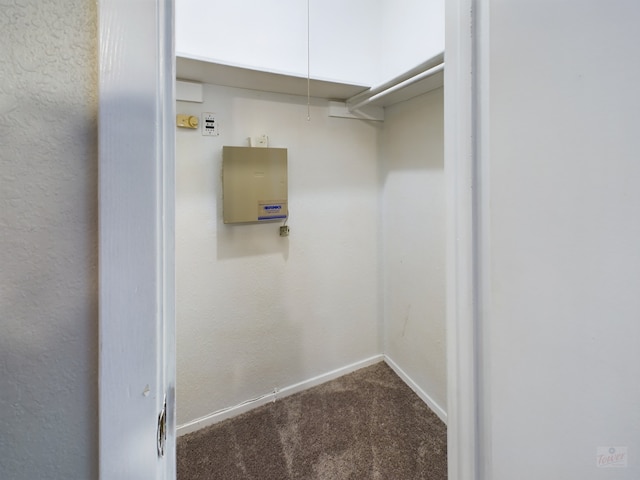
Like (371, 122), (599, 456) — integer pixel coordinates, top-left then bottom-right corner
(98, 0), (175, 478)
(445, 0), (483, 479)
(177, 354), (451, 437)
(177, 355), (384, 436)
(383, 356), (447, 424)
(160, 0), (177, 476)
(475, 1), (492, 479)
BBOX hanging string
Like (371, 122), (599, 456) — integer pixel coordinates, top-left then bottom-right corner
(307, 0), (311, 121)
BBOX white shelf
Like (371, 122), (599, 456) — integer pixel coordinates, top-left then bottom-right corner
(176, 53), (445, 109)
(176, 55), (370, 101)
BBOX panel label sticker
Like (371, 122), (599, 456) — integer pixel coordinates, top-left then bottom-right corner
(258, 202), (287, 221)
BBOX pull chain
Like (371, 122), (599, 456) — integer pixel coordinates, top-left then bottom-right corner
(307, 0), (311, 121)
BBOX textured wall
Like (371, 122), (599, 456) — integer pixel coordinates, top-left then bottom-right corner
(175, 84), (382, 426)
(0, 1), (98, 478)
(381, 88), (446, 413)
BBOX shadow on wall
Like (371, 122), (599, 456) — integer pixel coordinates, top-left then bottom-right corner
(203, 139), (290, 261)
(217, 223), (290, 261)
(0, 95), (99, 478)
(379, 87), (444, 179)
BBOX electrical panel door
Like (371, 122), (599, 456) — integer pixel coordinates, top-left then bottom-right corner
(222, 146), (288, 224)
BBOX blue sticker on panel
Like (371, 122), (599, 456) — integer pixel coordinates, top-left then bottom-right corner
(258, 202), (287, 221)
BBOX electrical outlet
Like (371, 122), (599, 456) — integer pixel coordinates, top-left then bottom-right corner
(279, 226), (290, 237)
(202, 113), (219, 136)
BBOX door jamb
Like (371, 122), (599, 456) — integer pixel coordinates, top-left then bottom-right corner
(445, 0), (485, 478)
(97, 0), (483, 478)
(98, 0), (176, 478)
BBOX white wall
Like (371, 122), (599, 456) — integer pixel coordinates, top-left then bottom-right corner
(176, 84), (382, 426)
(378, 0), (444, 84)
(0, 1), (98, 479)
(381, 88), (446, 415)
(176, 0), (449, 433)
(484, 1), (640, 478)
(176, 0), (379, 85)
(176, 0), (445, 87)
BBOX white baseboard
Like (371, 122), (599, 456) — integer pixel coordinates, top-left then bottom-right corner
(383, 355), (448, 424)
(177, 354), (385, 436)
(177, 353), (448, 436)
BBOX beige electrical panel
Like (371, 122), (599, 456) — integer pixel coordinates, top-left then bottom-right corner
(222, 146), (288, 224)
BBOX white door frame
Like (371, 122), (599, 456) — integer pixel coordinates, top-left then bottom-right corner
(98, 0), (483, 479)
(445, 0), (487, 478)
(98, 0), (176, 478)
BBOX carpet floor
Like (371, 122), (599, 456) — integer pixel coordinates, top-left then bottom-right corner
(177, 361), (447, 479)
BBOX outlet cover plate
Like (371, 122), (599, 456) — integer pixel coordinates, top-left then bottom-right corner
(202, 113), (219, 136)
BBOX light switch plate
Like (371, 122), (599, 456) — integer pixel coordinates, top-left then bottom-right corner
(202, 113), (219, 136)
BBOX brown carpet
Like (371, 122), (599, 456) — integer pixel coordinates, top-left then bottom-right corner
(177, 361), (447, 479)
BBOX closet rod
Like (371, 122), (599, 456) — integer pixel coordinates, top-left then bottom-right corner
(346, 51), (444, 111)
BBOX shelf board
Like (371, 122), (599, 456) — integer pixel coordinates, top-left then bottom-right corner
(176, 55), (370, 101)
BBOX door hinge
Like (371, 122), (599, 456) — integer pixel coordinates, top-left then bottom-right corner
(157, 394), (167, 457)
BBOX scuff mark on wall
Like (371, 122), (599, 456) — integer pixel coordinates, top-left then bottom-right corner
(401, 304), (411, 337)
